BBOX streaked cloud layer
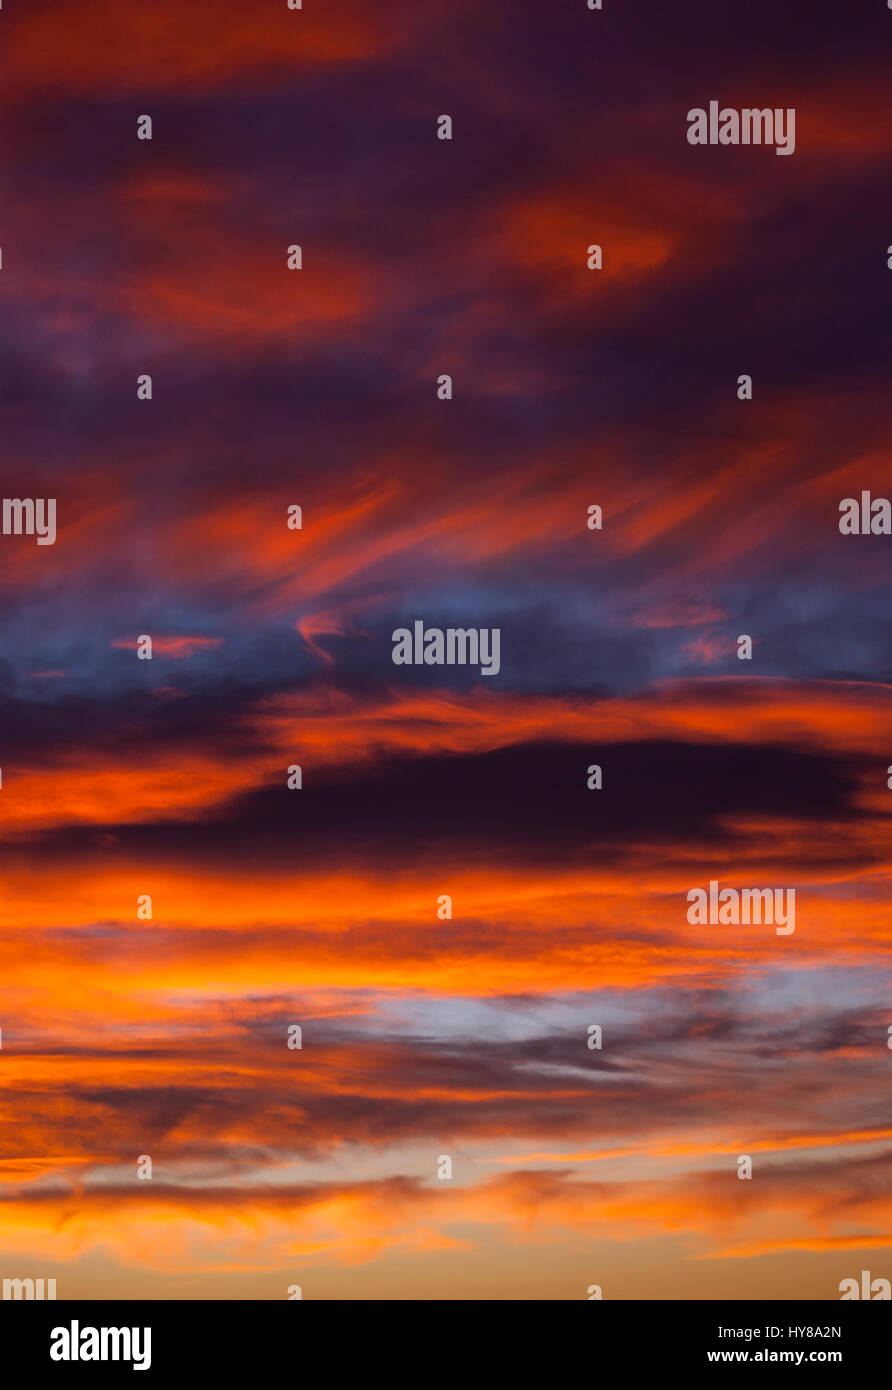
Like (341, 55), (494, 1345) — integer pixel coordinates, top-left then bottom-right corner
(0, 0), (889, 1299)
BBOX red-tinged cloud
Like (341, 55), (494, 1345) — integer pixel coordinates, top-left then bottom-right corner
(2, 0), (401, 98)
(0, 678), (888, 836)
(681, 633), (746, 665)
(630, 600), (727, 629)
(110, 635), (224, 658)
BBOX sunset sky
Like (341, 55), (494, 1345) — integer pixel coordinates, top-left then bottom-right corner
(0, 0), (891, 1300)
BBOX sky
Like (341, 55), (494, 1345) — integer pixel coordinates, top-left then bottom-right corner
(0, 0), (891, 1300)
